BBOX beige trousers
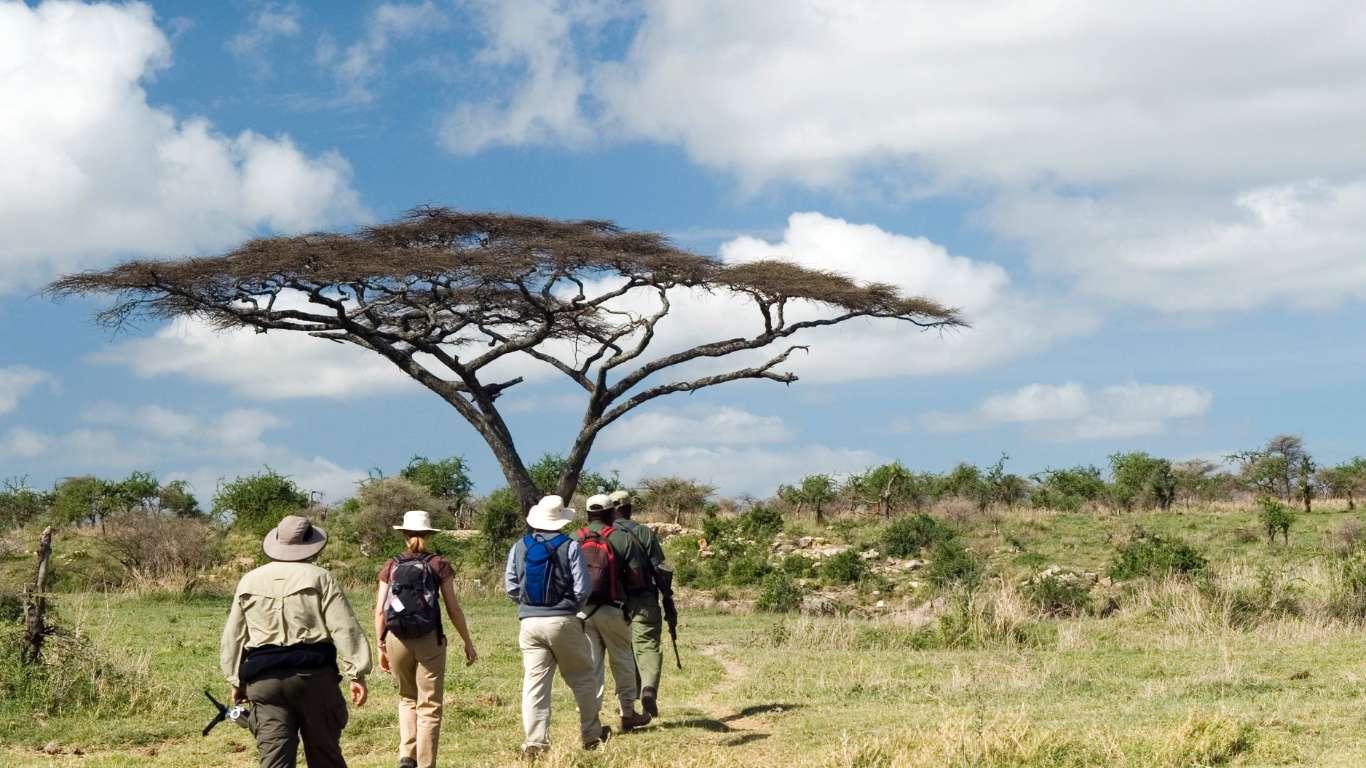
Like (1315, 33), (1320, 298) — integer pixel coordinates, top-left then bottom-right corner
(518, 615), (603, 748)
(388, 631), (447, 768)
(583, 604), (639, 715)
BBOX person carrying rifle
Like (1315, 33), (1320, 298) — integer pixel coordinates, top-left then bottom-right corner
(220, 515), (371, 768)
(575, 494), (653, 732)
(608, 489), (677, 717)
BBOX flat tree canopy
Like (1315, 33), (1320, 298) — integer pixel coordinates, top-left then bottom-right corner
(51, 208), (964, 508)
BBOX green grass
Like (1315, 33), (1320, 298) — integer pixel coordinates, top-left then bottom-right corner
(6, 503), (1366, 766)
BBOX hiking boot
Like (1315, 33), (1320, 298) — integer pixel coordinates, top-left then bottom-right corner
(621, 711), (653, 732)
(641, 687), (658, 718)
(398, 759), (418, 768)
(583, 726), (613, 750)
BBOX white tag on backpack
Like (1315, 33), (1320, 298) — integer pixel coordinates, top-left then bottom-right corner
(389, 596), (406, 613)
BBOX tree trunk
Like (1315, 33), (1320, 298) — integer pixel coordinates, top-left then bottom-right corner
(22, 526), (53, 664)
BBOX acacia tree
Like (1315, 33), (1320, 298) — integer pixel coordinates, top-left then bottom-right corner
(51, 209), (962, 510)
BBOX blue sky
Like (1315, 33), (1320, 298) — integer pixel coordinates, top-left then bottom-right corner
(5, 0), (1366, 502)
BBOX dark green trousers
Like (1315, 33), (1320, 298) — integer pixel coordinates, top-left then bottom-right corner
(625, 594), (663, 694)
(244, 669), (349, 768)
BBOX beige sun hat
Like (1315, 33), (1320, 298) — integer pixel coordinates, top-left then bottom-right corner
(608, 490), (631, 506)
(262, 515), (328, 561)
(526, 495), (575, 531)
(586, 493), (612, 513)
(393, 509), (441, 533)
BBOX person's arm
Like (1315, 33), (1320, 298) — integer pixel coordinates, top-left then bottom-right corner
(373, 579), (390, 673)
(504, 542), (521, 601)
(219, 591), (248, 702)
(439, 576), (477, 665)
(566, 540), (590, 606)
(320, 573), (372, 706)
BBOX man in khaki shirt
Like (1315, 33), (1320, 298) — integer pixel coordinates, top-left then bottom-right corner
(220, 515), (372, 768)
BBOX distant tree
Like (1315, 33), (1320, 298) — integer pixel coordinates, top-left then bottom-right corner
(845, 462), (936, 518)
(1229, 435), (1307, 502)
(157, 479), (203, 518)
(477, 488), (526, 564)
(1317, 458), (1366, 510)
(778, 474), (839, 525)
(639, 476), (715, 524)
(982, 453), (1029, 510)
(0, 477), (50, 529)
(53, 208), (962, 511)
(1173, 459), (1222, 509)
(1029, 466), (1108, 513)
(400, 455), (474, 525)
(109, 470), (160, 511)
(1108, 452), (1177, 512)
(1298, 453), (1316, 515)
(525, 454), (618, 499)
(937, 462), (984, 506)
(51, 476), (115, 527)
(212, 469), (311, 536)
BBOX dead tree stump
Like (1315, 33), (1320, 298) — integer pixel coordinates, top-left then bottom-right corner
(22, 526), (53, 664)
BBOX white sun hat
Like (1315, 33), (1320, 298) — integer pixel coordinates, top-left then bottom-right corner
(526, 495), (576, 531)
(585, 493), (612, 512)
(393, 509), (441, 533)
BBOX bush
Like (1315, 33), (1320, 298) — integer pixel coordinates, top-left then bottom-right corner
(1327, 551), (1366, 619)
(477, 488), (525, 566)
(927, 539), (982, 588)
(102, 511), (223, 594)
(330, 477), (448, 559)
(0, 592), (21, 623)
(883, 514), (954, 558)
(1021, 572), (1091, 617)
(737, 504), (784, 540)
(822, 550), (867, 584)
(781, 553), (816, 577)
(757, 573), (804, 613)
(1258, 496), (1293, 545)
(213, 469), (310, 536)
(0, 624), (152, 717)
(1108, 529), (1207, 580)
(728, 553), (772, 586)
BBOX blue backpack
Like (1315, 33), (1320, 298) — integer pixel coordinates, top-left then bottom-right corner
(522, 534), (570, 606)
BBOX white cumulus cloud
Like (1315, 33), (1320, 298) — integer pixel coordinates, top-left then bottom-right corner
(0, 1), (364, 292)
(0, 366), (55, 416)
(923, 382), (1213, 440)
(599, 404), (792, 450)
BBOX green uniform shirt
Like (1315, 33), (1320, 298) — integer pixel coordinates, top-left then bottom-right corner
(220, 560), (372, 686)
(618, 519), (666, 568)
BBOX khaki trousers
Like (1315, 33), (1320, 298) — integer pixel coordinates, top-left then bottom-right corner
(388, 632), (447, 768)
(584, 604), (639, 715)
(518, 615), (603, 748)
(244, 669), (348, 768)
(625, 595), (664, 694)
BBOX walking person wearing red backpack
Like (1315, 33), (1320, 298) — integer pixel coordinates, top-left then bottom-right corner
(576, 494), (653, 733)
(373, 510), (477, 768)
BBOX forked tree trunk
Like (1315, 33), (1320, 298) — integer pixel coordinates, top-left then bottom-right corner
(22, 526), (53, 664)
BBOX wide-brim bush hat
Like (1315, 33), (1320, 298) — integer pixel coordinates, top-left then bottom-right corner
(393, 509), (440, 533)
(526, 495), (575, 531)
(586, 493), (612, 513)
(263, 515), (328, 561)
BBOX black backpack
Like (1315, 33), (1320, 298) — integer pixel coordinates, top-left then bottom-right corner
(383, 555), (443, 641)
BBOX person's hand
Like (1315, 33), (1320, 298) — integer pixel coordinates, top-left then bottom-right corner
(230, 686), (245, 705)
(463, 640), (478, 666)
(378, 646), (390, 674)
(350, 680), (368, 707)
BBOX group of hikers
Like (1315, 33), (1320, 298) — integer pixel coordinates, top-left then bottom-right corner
(218, 489), (675, 767)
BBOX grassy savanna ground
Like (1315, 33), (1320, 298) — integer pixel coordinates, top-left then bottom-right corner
(6, 503), (1366, 766)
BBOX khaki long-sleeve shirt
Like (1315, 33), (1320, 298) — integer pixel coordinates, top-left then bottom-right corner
(220, 561), (372, 686)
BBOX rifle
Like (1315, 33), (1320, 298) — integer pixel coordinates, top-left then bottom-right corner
(656, 564), (682, 670)
(202, 689), (252, 737)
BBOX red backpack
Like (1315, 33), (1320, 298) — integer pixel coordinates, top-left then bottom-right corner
(578, 526), (621, 605)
